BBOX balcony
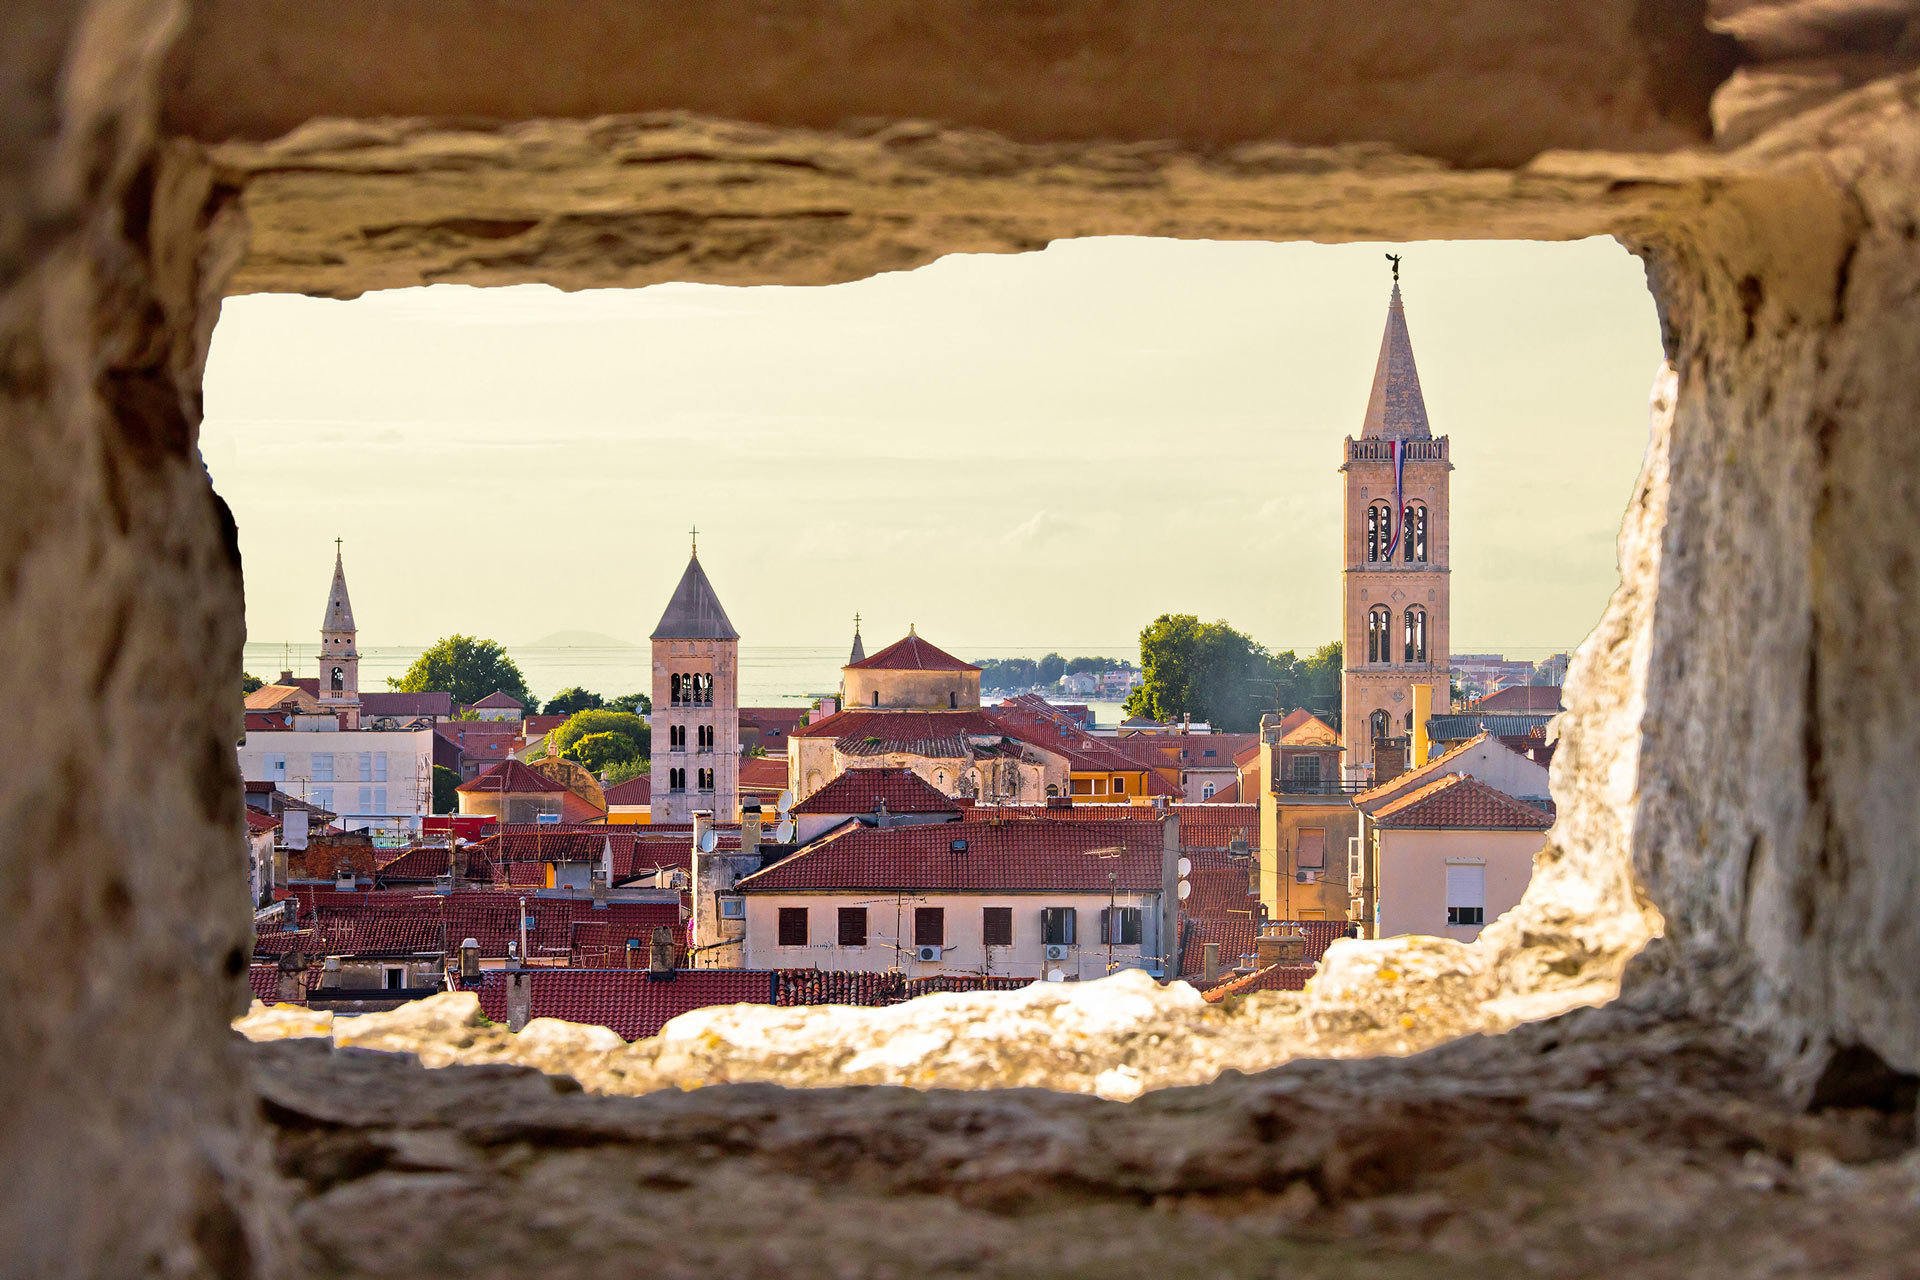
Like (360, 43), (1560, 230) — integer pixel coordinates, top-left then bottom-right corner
(1273, 776), (1367, 797)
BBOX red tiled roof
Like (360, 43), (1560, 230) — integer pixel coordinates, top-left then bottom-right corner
(1183, 864), (1258, 916)
(248, 964), (304, 1004)
(1370, 773), (1553, 830)
(740, 708), (809, 737)
(568, 910), (685, 967)
(738, 755), (790, 794)
(1201, 963), (1317, 1002)
(1199, 780), (1242, 803)
(376, 845), (451, 881)
(522, 714), (568, 736)
(1178, 917), (1258, 980)
(846, 632), (978, 673)
(361, 691), (453, 718)
(1172, 802), (1258, 850)
(603, 773), (652, 806)
(470, 969), (774, 1041)
(471, 690), (526, 709)
(457, 760), (566, 795)
(312, 908), (447, 955)
(1356, 733), (1494, 808)
(1477, 685), (1563, 712)
(245, 808), (281, 833)
(790, 767), (959, 817)
(738, 817), (1165, 893)
(790, 707), (1007, 743)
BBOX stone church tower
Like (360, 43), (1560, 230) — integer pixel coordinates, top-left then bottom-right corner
(317, 543), (361, 728)
(650, 543), (740, 823)
(1340, 274), (1451, 780)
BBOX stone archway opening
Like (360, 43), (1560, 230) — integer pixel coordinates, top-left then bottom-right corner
(9, 5), (1920, 1274)
(208, 233), (1666, 1094)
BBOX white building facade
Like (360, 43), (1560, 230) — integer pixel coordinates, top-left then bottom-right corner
(237, 727), (435, 837)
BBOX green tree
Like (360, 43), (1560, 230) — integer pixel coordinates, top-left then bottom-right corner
(1064, 655), (1128, 676)
(569, 731), (638, 772)
(390, 635), (530, 709)
(1037, 652), (1067, 684)
(602, 757), (650, 787)
(431, 765), (462, 815)
(1124, 614), (1280, 732)
(551, 709), (650, 762)
(542, 686), (605, 716)
(241, 671), (264, 695)
(607, 691), (652, 715)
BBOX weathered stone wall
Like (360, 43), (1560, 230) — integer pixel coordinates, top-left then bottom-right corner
(0, 3), (284, 1275)
(8, 2), (1920, 1273)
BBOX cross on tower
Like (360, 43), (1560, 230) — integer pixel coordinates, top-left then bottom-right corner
(690, 525), (698, 556)
(335, 537), (342, 556)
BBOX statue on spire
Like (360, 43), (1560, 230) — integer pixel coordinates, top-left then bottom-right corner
(1385, 252), (1402, 283)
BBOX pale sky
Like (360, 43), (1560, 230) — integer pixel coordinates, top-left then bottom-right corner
(201, 236), (1660, 663)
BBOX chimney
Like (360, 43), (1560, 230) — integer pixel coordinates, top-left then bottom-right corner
(873, 798), (891, 829)
(590, 867), (608, 908)
(1046, 796), (1072, 811)
(1202, 941), (1221, 986)
(458, 937), (481, 980)
(505, 970), (532, 1031)
(449, 841), (465, 890)
(647, 925), (678, 981)
(1373, 736), (1407, 785)
(319, 955), (342, 990)
(740, 800), (763, 849)
(692, 808), (713, 850)
(276, 949), (308, 1004)
(1254, 923), (1306, 967)
(279, 669), (293, 684)
(334, 868), (355, 892)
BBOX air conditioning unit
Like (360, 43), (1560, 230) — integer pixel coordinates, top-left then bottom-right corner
(1296, 870), (1317, 884)
(915, 945), (943, 963)
(1044, 944), (1070, 961)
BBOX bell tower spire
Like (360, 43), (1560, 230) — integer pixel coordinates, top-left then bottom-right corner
(318, 542), (361, 727)
(1339, 263), (1452, 782)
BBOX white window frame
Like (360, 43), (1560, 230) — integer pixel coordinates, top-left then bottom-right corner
(309, 752), (332, 782)
(1446, 862), (1486, 927)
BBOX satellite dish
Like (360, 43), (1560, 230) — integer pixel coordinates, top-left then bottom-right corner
(1177, 880), (1192, 901)
(776, 789), (794, 814)
(1177, 856), (1192, 877)
(775, 818), (795, 843)
(698, 829), (718, 854)
(1046, 968), (1066, 983)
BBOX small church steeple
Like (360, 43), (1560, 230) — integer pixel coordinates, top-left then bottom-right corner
(318, 540), (361, 726)
(849, 613), (865, 665)
(1358, 259), (1433, 441)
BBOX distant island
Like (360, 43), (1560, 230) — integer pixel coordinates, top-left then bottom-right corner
(520, 630), (639, 649)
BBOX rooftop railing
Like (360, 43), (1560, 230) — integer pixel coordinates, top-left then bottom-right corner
(1272, 777), (1368, 797)
(1349, 437), (1448, 463)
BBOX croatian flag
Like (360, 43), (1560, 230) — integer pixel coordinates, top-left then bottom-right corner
(1382, 440), (1406, 561)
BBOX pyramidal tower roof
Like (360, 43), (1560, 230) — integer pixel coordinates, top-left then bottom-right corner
(849, 614), (866, 665)
(321, 547), (355, 634)
(651, 553), (739, 641)
(1359, 282), (1433, 440)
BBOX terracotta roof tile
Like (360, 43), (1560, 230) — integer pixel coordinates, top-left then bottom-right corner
(471, 690), (526, 710)
(602, 773), (652, 806)
(1370, 773), (1553, 830)
(739, 817), (1165, 894)
(456, 760), (567, 795)
(790, 767), (959, 816)
(845, 633), (977, 673)
(1476, 685), (1563, 712)
(1356, 732), (1494, 807)
(1201, 963), (1317, 1002)
(470, 969), (772, 1041)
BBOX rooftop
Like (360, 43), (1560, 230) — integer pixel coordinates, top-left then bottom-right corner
(790, 767), (960, 816)
(651, 553), (738, 641)
(456, 760), (567, 795)
(845, 631), (977, 673)
(738, 816), (1167, 894)
(1370, 773), (1554, 830)
(1359, 281), (1432, 441)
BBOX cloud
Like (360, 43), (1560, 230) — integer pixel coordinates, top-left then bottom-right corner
(1001, 510), (1077, 549)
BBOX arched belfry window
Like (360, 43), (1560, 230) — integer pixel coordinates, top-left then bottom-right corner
(1366, 502), (1394, 563)
(330, 666), (344, 692)
(1404, 606), (1428, 664)
(1403, 502), (1429, 563)
(1367, 606), (1393, 664)
(1369, 709), (1391, 745)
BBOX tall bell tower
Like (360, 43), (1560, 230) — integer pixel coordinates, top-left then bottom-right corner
(317, 540), (361, 729)
(650, 534), (740, 823)
(1340, 263), (1452, 780)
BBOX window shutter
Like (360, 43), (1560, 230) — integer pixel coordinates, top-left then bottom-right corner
(1098, 908), (1110, 944)
(1445, 865), (1485, 910)
(1297, 828), (1326, 869)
